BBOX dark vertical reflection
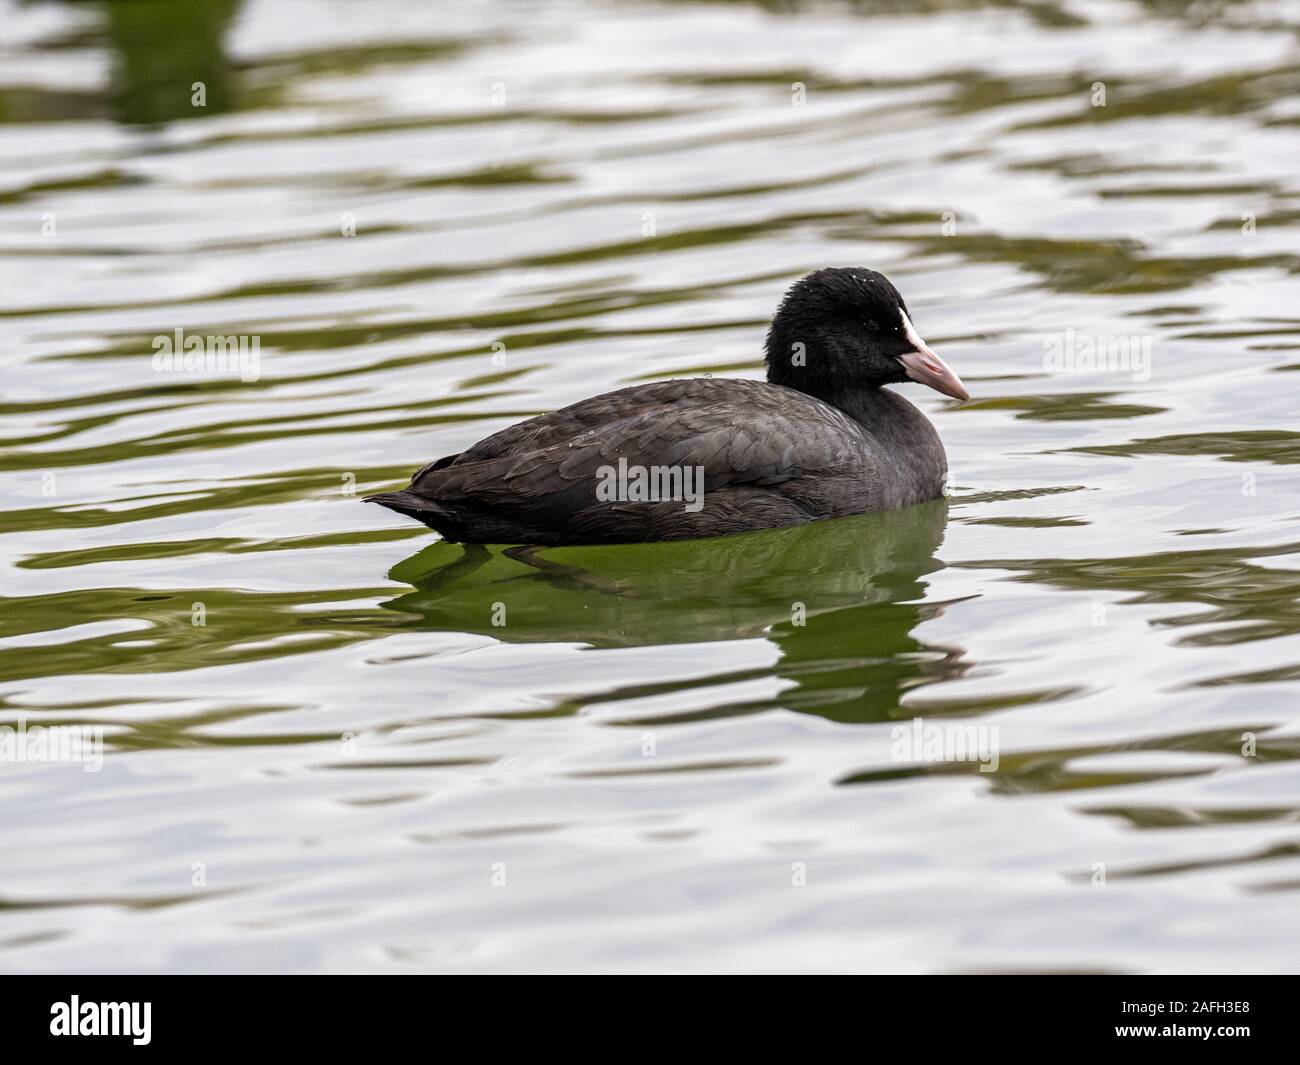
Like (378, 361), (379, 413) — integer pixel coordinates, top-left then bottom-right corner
(94, 0), (242, 124)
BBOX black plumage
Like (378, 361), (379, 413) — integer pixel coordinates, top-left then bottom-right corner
(366, 268), (968, 545)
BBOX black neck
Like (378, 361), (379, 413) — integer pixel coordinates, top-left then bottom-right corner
(771, 376), (896, 427)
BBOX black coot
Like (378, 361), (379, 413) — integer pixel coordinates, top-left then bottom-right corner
(366, 268), (968, 545)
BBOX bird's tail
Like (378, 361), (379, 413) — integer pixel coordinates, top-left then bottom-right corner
(364, 490), (440, 521)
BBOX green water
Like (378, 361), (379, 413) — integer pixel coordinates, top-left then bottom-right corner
(2, 0), (1299, 972)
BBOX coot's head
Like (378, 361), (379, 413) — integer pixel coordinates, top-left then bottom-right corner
(763, 268), (969, 402)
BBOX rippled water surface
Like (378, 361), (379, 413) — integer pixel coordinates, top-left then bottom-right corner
(3, 0), (1300, 973)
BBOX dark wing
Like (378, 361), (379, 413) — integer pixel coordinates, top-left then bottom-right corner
(404, 386), (867, 534)
(410, 379), (722, 480)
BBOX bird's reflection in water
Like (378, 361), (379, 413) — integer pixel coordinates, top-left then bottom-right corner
(382, 500), (971, 724)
